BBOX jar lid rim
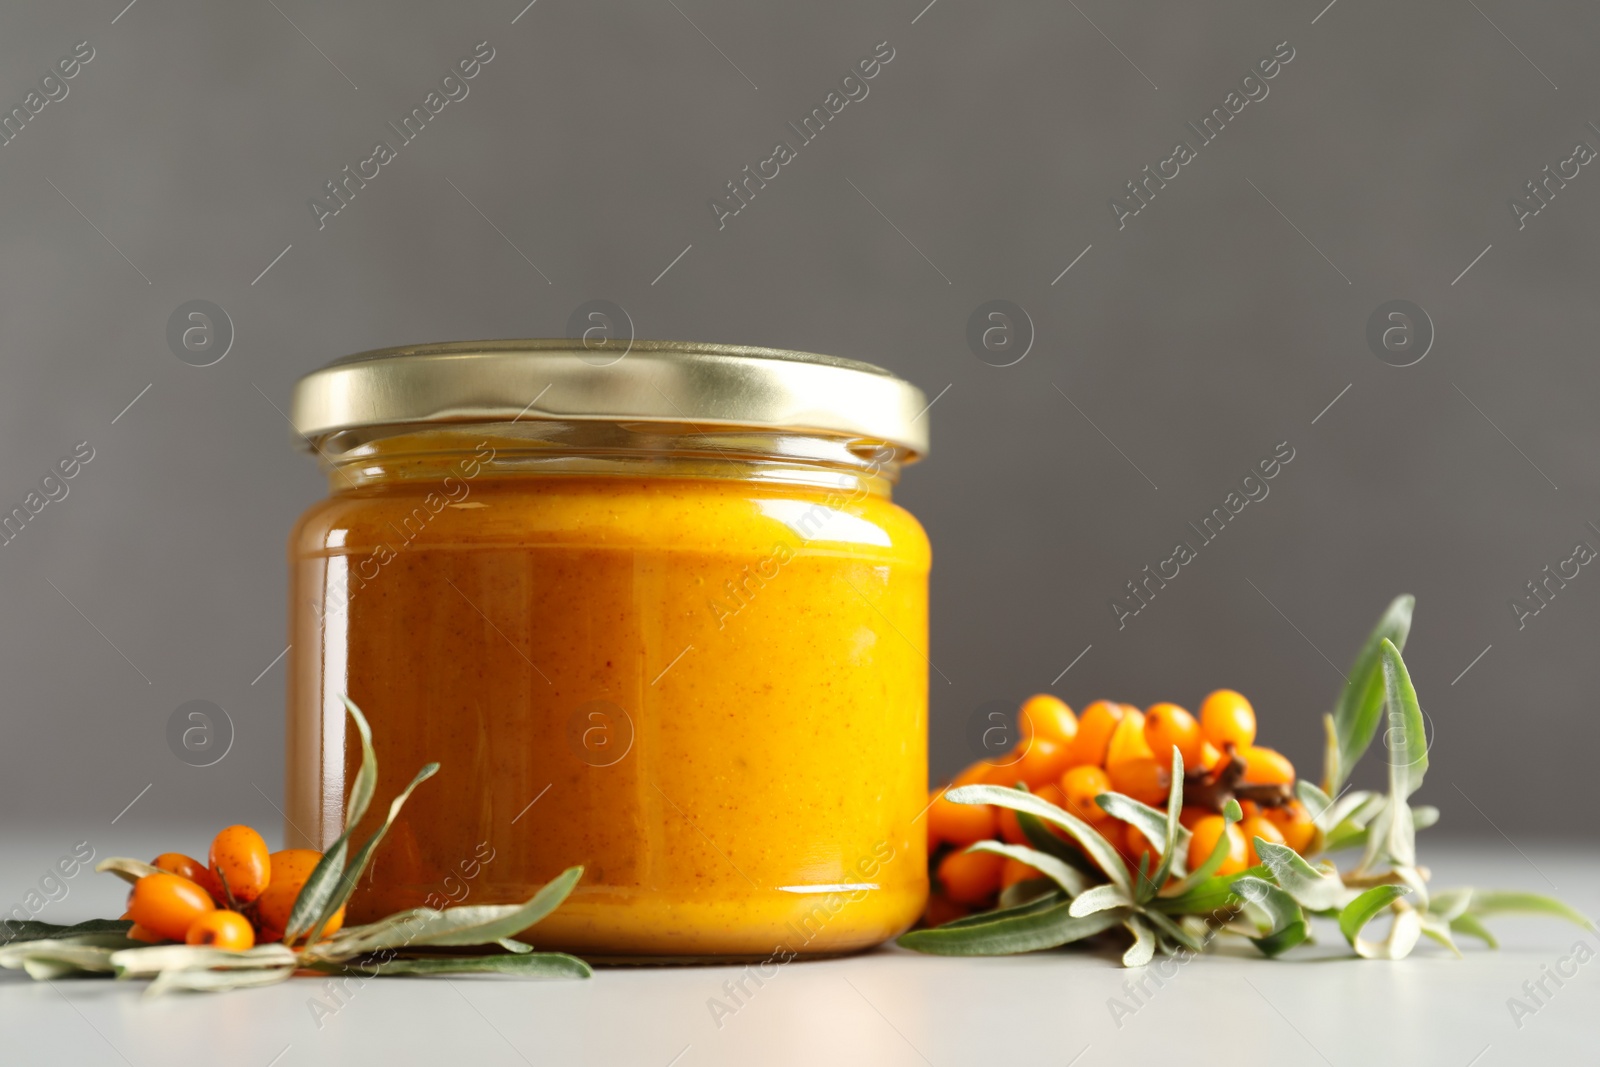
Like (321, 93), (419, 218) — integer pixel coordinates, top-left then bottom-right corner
(289, 339), (929, 459)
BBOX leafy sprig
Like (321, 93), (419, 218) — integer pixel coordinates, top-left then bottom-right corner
(0, 698), (590, 993)
(900, 595), (1593, 964)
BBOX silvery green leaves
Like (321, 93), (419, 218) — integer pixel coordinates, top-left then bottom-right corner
(899, 752), (1218, 962)
(71, 874), (595, 994)
(327, 865), (583, 951)
(1230, 877), (1308, 957)
(902, 598), (1593, 965)
(1351, 639), (1426, 877)
(0, 918), (133, 945)
(1325, 595), (1413, 795)
(1339, 884), (1417, 959)
(8, 695), (591, 994)
(283, 696), (384, 944)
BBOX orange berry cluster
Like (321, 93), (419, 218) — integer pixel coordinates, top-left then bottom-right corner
(119, 825), (341, 950)
(925, 690), (1316, 918)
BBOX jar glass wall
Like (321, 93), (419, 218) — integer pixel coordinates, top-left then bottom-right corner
(285, 420), (930, 960)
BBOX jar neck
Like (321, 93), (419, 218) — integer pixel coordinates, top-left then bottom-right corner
(312, 422), (906, 499)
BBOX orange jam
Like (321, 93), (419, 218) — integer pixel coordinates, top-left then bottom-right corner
(283, 341), (932, 959)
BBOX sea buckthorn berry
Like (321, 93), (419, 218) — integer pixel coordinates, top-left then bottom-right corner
(1187, 816), (1248, 877)
(1190, 819), (1248, 876)
(937, 848), (1004, 906)
(927, 789), (996, 847)
(1061, 701), (1125, 769)
(1196, 741), (1224, 772)
(1105, 710), (1152, 767)
(1236, 745), (1296, 786)
(1012, 737), (1068, 790)
(1266, 800), (1317, 853)
(127, 873), (216, 942)
(1178, 805), (1211, 831)
(1238, 800), (1259, 819)
(1107, 757), (1168, 805)
(209, 825), (271, 905)
(1001, 856), (1044, 889)
(185, 910), (256, 950)
(1060, 765), (1113, 822)
(1239, 816), (1286, 867)
(152, 851), (224, 904)
(1019, 694), (1077, 746)
(1199, 689), (1256, 749)
(1144, 703), (1204, 767)
(256, 849), (343, 943)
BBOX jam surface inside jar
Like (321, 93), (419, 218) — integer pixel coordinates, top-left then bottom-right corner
(285, 417), (931, 959)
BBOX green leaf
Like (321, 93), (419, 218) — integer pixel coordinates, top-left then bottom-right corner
(998, 878), (1057, 909)
(1068, 884), (1132, 918)
(1355, 795), (1416, 873)
(1449, 913), (1498, 948)
(1122, 915), (1156, 967)
(1231, 876), (1309, 957)
(896, 901), (1124, 956)
(19, 956), (111, 980)
(1428, 888), (1472, 922)
(146, 966), (296, 996)
(110, 943), (298, 978)
(1339, 884), (1412, 946)
(1412, 805), (1440, 831)
(1322, 825), (1368, 853)
(308, 761), (441, 944)
(311, 952), (592, 979)
(285, 697), (380, 943)
(1015, 810), (1100, 879)
(93, 857), (164, 886)
(931, 892), (1065, 931)
(1153, 748), (1188, 889)
(0, 941), (121, 978)
(1379, 639), (1428, 800)
(1465, 891), (1594, 931)
(1417, 912), (1461, 957)
(1320, 790), (1380, 833)
(1096, 793), (1174, 858)
(1295, 780), (1333, 824)
(966, 842), (1090, 898)
(1141, 907), (1205, 953)
(1153, 865), (1268, 917)
(388, 867), (585, 949)
(0, 919), (133, 946)
(1356, 904), (1421, 960)
(947, 785), (1131, 897)
(1320, 712), (1340, 801)
(1253, 840), (1345, 912)
(1328, 595), (1413, 793)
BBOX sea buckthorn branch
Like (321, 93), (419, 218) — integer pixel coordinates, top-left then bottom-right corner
(0, 697), (591, 992)
(903, 596), (1592, 965)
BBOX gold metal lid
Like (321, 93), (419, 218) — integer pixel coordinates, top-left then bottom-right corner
(289, 339), (929, 460)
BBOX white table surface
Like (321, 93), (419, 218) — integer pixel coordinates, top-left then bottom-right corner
(3, 831), (1596, 1066)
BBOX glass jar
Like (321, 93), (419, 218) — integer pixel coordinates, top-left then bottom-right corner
(284, 340), (931, 960)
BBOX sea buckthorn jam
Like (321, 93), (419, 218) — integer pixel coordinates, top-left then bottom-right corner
(284, 341), (932, 959)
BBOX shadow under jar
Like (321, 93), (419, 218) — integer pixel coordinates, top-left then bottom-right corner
(283, 340), (932, 961)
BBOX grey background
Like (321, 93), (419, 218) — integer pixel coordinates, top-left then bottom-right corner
(1, 0), (1596, 847)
